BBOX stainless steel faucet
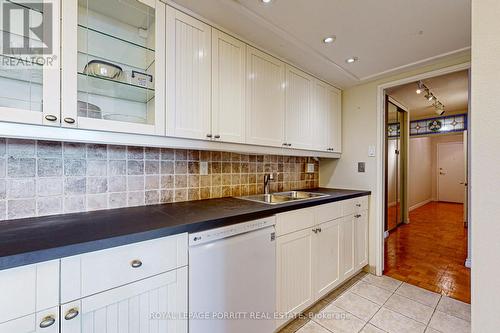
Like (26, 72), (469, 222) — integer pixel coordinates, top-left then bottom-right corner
(264, 173), (274, 195)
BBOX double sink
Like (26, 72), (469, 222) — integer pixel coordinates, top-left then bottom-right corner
(238, 191), (328, 205)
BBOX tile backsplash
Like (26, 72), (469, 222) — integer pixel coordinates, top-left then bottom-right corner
(0, 138), (319, 220)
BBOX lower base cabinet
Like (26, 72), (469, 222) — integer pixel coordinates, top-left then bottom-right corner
(61, 267), (187, 333)
(313, 218), (341, 300)
(0, 308), (59, 333)
(340, 215), (356, 280)
(355, 211), (369, 270)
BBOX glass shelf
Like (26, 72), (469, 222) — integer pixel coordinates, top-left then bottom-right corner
(78, 24), (154, 52)
(77, 72), (154, 103)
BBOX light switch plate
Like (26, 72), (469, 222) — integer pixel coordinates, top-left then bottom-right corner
(306, 163), (315, 173)
(368, 145), (376, 157)
(358, 162), (366, 173)
(200, 161), (208, 175)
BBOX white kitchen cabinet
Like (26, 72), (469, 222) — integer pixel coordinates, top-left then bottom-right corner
(0, 0), (60, 126)
(0, 308), (59, 333)
(211, 29), (246, 143)
(246, 46), (286, 147)
(285, 65), (314, 149)
(276, 228), (314, 328)
(61, 0), (166, 135)
(340, 216), (356, 280)
(326, 84), (342, 153)
(166, 7), (211, 140)
(312, 79), (342, 153)
(355, 211), (369, 270)
(61, 268), (188, 333)
(313, 218), (341, 300)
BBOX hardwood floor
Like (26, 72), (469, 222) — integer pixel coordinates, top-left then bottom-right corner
(384, 202), (470, 303)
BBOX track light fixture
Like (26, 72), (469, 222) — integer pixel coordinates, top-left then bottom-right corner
(416, 81), (445, 115)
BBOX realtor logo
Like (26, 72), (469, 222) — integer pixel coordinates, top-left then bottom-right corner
(2, 1), (53, 55)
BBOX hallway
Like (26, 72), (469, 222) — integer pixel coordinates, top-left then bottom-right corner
(384, 202), (470, 303)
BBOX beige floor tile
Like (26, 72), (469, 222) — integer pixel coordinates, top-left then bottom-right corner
(314, 304), (366, 333)
(395, 283), (441, 308)
(428, 310), (471, 333)
(360, 323), (387, 333)
(349, 281), (392, 305)
(384, 293), (434, 324)
(370, 307), (426, 333)
(424, 328), (441, 333)
(362, 274), (402, 292)
(333, 291), (381, 321)
(296, 320), (331, 333)
(436, 296), (471, 322)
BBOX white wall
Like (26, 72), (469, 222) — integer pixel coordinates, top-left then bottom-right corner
(471, 0), (500, 330)
(409, 136), (433, 210)
(319, 53), (470, 273)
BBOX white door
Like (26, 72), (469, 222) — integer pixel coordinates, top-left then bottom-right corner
(61, 268), (187, 333)
(340, 216), (355, 280)
(246, 46), (285, 147)
(211, 29), (246, 143)
(0, 0), (60, 126)
(355, 211), (369, 270)
(438, 142), (465, 203)
(285, 65), (313, 149)
(0, 308), (59, 333)
(313, 219), (341, 300)
(327, 85), (342, 153)
(62, 0), (166, 135)
(276, 229), (314, 328)
(166, 7), (211, 140)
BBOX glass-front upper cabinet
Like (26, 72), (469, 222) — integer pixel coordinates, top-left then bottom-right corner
(0, 0), (60, 126)
(62, 0), (165, 135)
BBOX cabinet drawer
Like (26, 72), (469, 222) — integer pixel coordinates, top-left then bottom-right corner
(342, 196), (369, 216)
(0, 307), (59, 333)
(61, 233), (188, 303)
(315, 201), (342, 224)
(276, 208), (315, 236)
(0, 260), (59, 324)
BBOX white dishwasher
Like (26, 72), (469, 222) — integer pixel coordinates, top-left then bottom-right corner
(189, 217), (276, 333)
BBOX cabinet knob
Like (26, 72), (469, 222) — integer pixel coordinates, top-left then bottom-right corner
(356, 203), (361, 207)
(214, 135), (221, 139)
(64, 308), (79, 321)
(131, 259), (143, 268)
(317, 227), (322, 233)
(312, 228), (318, 234)
(287, 143), (292, 147)
(282, 143), (287, 146)
(355, 214), (361, 218)
(39, 315), (56, 328)
(206, 134), (213, 138)
(64, 117), (75, 124)
(44, 115), (57, 122)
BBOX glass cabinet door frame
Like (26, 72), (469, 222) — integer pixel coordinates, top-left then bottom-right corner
(0, 0), (61, 126)
(61, 0), (166, 136)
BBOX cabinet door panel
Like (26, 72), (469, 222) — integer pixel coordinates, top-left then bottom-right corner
(61, 268), (188, 333)
(355, 211), (369, 270)
(340, 216), (355, 280)
(327, 85), (342, 153)
(0, 308), (59, 333)
(212, 29), (246, 143)
(313, 219), (341, 299)
(276, 229), (313, 328)
(311, 80), (329, 151)
(285, 66), (313, 149)
(246, 47), (285, 147)
(166, 8), (211, 140)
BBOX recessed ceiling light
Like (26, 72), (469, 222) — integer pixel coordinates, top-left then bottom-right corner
(346, 57), (358, 64)
(323, 36), (335, 44)
(261, 0), (272, 3)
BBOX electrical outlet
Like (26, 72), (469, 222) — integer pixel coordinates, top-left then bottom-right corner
(200, 161), (209, 175)
(306, 163), (315, 173)
(358, 162), (366, 173)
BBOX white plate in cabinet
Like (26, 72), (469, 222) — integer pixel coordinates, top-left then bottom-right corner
(246, 46), (286, 147)
(0, 307), (59, 333)
(340, 216), (356, 280)
(343, 196), (369, 216)
(211, 29), (246, 144)
(61, 268), (188, 333)
(313, 218), (341, 300)
(166, 7), (211, 140)
(275, 208), (314, 237)
(0, 0), (60, 127)
(0, 260), (59, 325)
(276, 228), (314, 329)
(61, 0), (166, 135)
(61, 233), (188, 303)
(355, 210), (369, 270)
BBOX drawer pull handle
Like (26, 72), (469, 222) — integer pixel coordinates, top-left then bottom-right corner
(356, 203), (361, 207)
(64, 308), (79, 321)
(355, 214), (362, 218)
(39, 315), (56, 328)
(44, 115), (57, 122)
(64, 117), (76, 124)
(317, 227), (322, 233)
(214, 135), (221, 139)
(131, 259), (143, 268)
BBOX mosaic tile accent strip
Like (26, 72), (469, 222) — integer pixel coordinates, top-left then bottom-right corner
(0, 138), (319, 220)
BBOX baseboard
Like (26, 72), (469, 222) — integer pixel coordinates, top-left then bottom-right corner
(409, 199), (432, 212)
(465, 258), (472, 268)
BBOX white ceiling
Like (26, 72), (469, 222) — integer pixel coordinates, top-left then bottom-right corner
(387, 70), (469, 119)
(169, 0), (471, 88)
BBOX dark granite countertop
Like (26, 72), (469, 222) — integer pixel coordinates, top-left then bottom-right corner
(0, 188), (370, 270)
